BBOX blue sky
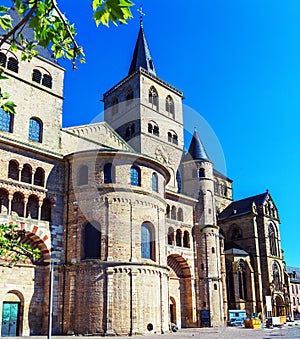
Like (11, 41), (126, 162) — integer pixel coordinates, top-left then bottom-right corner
(46, 1), (300, 266)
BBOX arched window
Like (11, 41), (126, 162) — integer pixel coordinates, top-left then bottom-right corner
(0, 108), (13, 133)
(77, 165), (88, 186)
(238, 262), (248, 300)
(230, 225), (243, 240)
(214, 284), (218, 290)
(165, 95), (174, 115)
(293, 297), (296, 306)
(296, 285), (299, 294)
(167, 130), (178, 145)
(212, 247), (215, 253)
(177, 208), (183, 221)
(104, 163), (115, 184)
(34, 167), (45, 186)
(111, 97), (118, 115)
(183, 231), (190, 248)
(149, 86), (158, 109)
(176, 170), (182, 193)
(148, 121), (159, 136)
(273, 262), (281, 291)
(29, 118), (42, 142)
(11, 192), (24, 217)
(166, 205), (170, 218)
(125, 124), (135, 139)
(82, 222), (101, 259)
(168, 227), (174, 245)
(42, 74), (52, 88)
(41, 198), (52, 221)
(26, 195), (39, 219)
(141, 222), (155, 260)
(171, 206), (176, 220)
(126, 87), (134, 102)
(32, 69), (42, 83)
(176, 229), (182, 247)
(8, 160), (19, 180)
(130, 165), (141, 186)
(7, 57), (18, 73)
(0, 52), (7, 67)
(152, 172), (158, 192)
(21, 164), (32, 184)
(199, 168), (205, 178)
(0, 189), (9, 214)
(269, 224), (278, 256)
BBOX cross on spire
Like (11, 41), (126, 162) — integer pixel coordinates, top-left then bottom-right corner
(137, 4), (145, 27)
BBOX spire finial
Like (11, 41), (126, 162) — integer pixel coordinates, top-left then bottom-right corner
(137, 4), (145, 27)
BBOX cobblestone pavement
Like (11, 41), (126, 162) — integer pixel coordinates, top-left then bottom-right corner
(7, 324), (300, 339)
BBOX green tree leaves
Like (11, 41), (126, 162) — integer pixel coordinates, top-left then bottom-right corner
(0, 223), (41, 267)
(93, 0), (134, 27)
(0, 0), (134, 114)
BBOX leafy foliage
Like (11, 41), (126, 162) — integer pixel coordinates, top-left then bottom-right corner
(0, 0), (134, 114)
(0, 223), (41, 267)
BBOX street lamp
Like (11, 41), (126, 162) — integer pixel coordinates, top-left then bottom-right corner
(44, 254), (60, 339)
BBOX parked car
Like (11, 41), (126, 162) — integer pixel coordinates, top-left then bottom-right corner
(227, 317), (244, 326)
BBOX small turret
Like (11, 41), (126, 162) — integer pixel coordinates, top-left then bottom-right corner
(184, 128), (224, 326)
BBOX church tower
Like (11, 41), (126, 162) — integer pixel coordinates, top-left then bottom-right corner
(104, 20), (184, 191)
(182, 130), (224, 326)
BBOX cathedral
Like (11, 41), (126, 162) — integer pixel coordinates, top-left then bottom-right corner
(0, 10), (292, 336)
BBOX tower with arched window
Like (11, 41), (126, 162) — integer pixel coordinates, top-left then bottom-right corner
(103, 21), (184, 192)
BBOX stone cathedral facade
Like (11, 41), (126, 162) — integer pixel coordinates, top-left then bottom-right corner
(0, 12), (292, 337)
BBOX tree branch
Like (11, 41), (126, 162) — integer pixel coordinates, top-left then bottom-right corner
(0, 2), (38, 48)
(50, 0), (80, 52)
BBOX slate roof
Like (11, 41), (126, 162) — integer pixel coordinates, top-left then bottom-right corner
(286, 266), (300, 283)
(128, 25), (156, 76)
(224, 240), (245, 252)
(186, 129), (210, 161)
(0, 7), (55, 63)
(224, 248), (248, 256)
(218, 192), (268, 220)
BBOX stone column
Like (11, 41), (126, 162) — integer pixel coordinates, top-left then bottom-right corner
(23, 198), (28, 218)
(105, 267), (115, 335)
(38, 200), (43, 220)
(18, 166), (22, 181)
(130, 268), (138, 335)
(31, 170), (35, 185)
(8, 194), (13, 215)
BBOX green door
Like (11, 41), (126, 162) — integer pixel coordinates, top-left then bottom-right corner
(1, 302), (19, 337)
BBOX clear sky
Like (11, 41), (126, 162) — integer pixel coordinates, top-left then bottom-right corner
(27, 2), (300, 265)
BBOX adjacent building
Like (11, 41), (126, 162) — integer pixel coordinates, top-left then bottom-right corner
(287, 267), (300, 318)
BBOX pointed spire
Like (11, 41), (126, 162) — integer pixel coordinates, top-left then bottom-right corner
(187, 128), (210, 161)
(128, 21), (156, 76)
